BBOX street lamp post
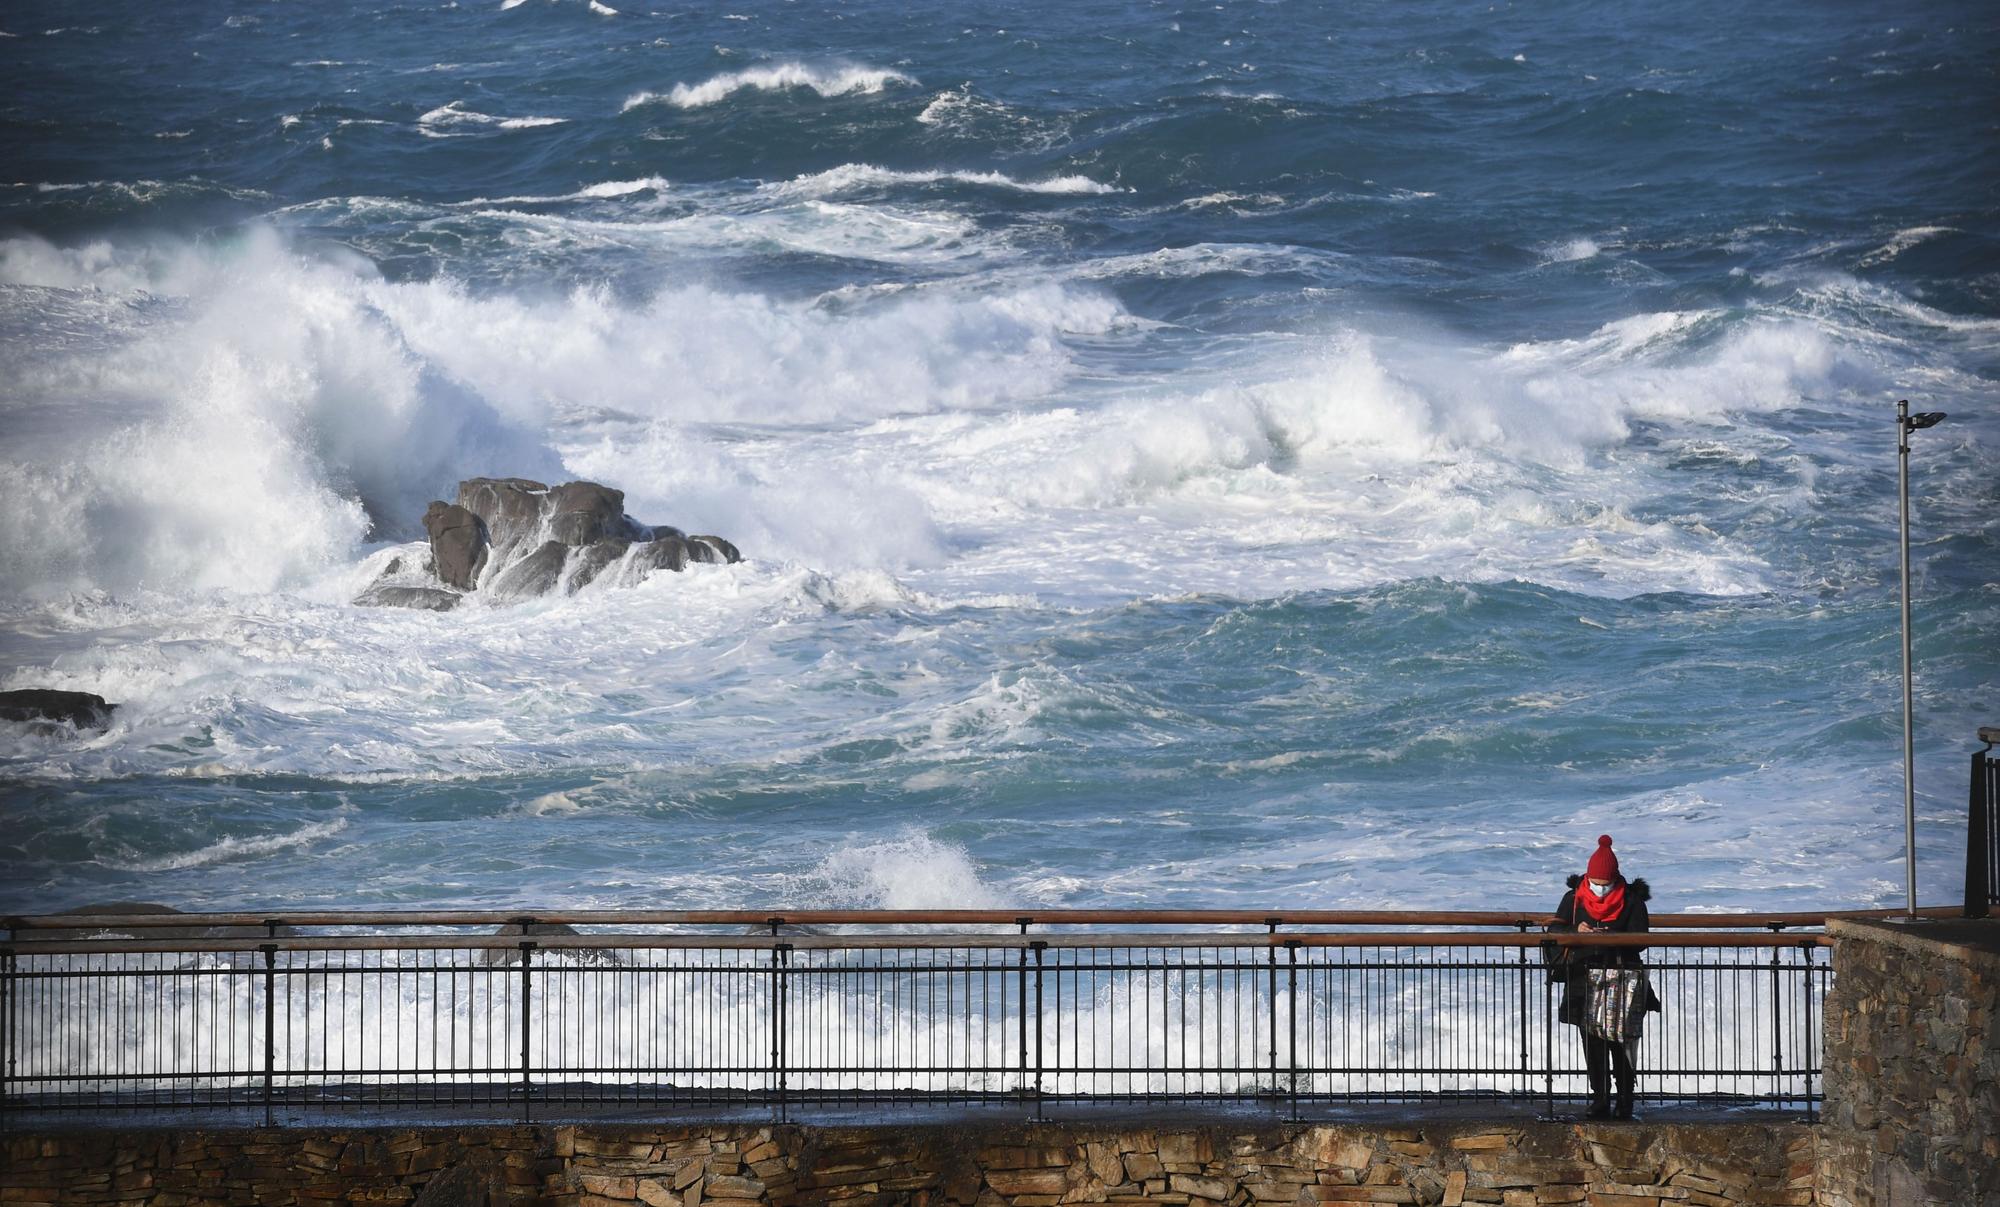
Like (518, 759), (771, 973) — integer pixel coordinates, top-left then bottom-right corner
(1897, 399), (1946, 917)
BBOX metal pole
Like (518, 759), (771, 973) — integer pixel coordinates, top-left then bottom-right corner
(261, 945), (277, 1127)
(1768, 934), (1785, 1107)
(1030, 941), (1046, 1117)
(1286, 941), (1300, 1120)
(1799, 941), (1818, 1121)
(1516, 923), (1531, 1100)
(1540, 939), (1557, 1118)
(770, 943), (790, 1122)
(1899, 399), (1917, 916)
(1016, 946), (1028, 1100)
(518, 942), (534, 1123)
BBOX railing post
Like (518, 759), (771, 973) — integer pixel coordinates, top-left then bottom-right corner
(770, 942), (790, 1122)
(1516, 922), (1531, 1100)
(1266, 922), (1279, 1094)
(1016, 944), (1029, 1100)
(1767, 928), (1785, 1108)
(1, 947), (13, 1127)
(1030, 940), (1047, 1118)
(1968, 744), (1993, 918)
(1285, 940), (1301, 1120)
(519, 941), (534, 1123)
(1799, 941), (1819, 1121)
(1540, 938), (1558, 1118)
(260, 944), (277, 1127)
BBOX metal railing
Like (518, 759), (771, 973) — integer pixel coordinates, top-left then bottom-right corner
(0, 906), (1917, 1123)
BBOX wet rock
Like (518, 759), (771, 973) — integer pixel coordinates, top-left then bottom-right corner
(0, 688), (117, 731)
(354, 584), (463, 612)
(634, 536), (689, 574)
(568, 539), (631, 593)
(687, 535), (742, 564)
(422, 501), (488, 590)
(19, 901), (295, 941)
(546, 480), (632, 547)
(457, 477), (550, 550)
(483, 921), (620, 967)
(355, 477), (739, 607)
(485, 539), (568, 600)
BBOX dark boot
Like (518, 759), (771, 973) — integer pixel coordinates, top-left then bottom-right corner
(1611, 1042), (1637, 1119)
(1582, 1036), (1612, 1119)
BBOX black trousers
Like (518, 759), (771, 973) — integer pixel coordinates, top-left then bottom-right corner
(1581, 1032), (1636, 1104)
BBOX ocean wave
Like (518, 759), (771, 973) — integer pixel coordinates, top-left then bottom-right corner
(1856, 225), (1956, 268)
(787, 833), (1007, 909)
(417, 101), (569, 136)
(623, 62), (915, 111)
(765, 163), (1121, 198)
(0, 229), (1121, 594)
(451, 176), (670, 205)
(1070, 242), (1354, 281)
(1542, 236), (1603, 263)
(120, 818), (348, 871)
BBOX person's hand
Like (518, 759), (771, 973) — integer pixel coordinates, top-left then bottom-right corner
(1577, 921), (1598, 933)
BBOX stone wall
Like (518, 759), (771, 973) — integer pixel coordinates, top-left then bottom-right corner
(1817, 918), (1999, 1207)
(1, 1120), (1815, 1207)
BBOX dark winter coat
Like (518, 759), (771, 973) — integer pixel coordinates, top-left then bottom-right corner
(1547, 874), (1661, 1025)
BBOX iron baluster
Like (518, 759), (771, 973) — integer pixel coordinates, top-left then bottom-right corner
(1285, 940), (1300, 1119)
(1030, 940), (1047, 1117)
(260, 944), (277, 1127)
(1540, 937), (1558, 1117)
(518, 941), (534, 1123)
(1767, 925), (1784, 1107)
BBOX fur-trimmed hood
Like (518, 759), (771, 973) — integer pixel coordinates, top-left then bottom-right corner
(1566, 874), (1651, 902)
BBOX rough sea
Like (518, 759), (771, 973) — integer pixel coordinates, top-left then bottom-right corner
(2, 0), (1994, 917)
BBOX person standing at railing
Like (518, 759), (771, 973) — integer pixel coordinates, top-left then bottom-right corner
(1548, 834), (1659, 1120)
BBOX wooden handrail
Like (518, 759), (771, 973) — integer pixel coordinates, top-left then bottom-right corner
(0, 904), (1962, 932)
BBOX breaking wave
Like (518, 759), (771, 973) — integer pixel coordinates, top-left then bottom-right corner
(623, 62), (916, 111)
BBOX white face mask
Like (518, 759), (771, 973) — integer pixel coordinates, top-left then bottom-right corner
(1588, 880), (1613, 897)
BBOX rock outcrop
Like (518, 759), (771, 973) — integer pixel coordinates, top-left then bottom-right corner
(20, 902), (296, 941)
(0, 688), (117, 731)
(355, 478), (740, 611)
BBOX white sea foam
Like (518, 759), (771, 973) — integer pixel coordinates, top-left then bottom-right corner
(623, 62), (915, 111)
(121, 818), (349, 871)
(451, 176), (670, 205)
(417, 101), (568, 136)
(1856, 224), (1953, 268)
(0, 230), (1116, 594)
(767, 163), (1121, 197)
(791, 833), (1006, 909)
(1544, 237), (1602, 263)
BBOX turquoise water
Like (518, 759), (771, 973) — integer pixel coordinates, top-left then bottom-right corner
(1, 0), (1994, 914)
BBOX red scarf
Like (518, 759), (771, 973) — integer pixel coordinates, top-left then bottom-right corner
(1576, 877), (1626, 924)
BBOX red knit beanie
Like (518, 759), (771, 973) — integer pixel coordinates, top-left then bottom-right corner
(1585, 834), (1619, 881)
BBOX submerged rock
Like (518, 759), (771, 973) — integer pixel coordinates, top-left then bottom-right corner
(21, 902), (295, 941)
(483, 921), (620, 967)
(355, 477), (740, 609)
(0, 688), (117, 731)
(353, 584), (462, 612)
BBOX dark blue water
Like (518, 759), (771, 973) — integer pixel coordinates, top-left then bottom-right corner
(1, 0), (1994, 914)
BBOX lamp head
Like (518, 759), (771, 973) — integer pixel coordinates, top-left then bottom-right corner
(1907, 411), (1947, 430)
